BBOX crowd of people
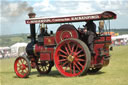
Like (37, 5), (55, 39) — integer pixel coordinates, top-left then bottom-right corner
(0, 49), (11, 59)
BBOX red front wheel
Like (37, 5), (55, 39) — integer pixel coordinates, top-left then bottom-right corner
(54, 38), (91, 77)
(14, 56), (31, 78)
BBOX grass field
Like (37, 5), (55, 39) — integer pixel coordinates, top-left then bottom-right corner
(0, 45), (128, 85)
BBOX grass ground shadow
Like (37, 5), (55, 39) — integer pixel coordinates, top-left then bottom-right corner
(87, 71), (105, 75)
(30, 70), (105, 78)
(36, 70), (63, 78)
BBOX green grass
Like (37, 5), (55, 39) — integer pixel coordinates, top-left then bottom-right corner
(0, 45), (128, 85)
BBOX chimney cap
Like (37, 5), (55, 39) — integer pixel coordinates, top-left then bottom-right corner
(28, 12), (36, 18)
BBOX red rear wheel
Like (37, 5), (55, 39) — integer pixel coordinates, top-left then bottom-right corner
(54, 38), (91, 77)
(14, 56), (31, 78)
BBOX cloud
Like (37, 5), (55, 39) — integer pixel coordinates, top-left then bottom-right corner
(33, 0), (96, 16)
(1, 0), (128, 35)
(58, 1), (96, 15)
(95, 0), (128, 16)
(33, 0), (128, 17)
(0, 1), (33, 35)
(1, 1), (33, 22)
(33, 0), (56, 12)
(33, 0), (127, 16)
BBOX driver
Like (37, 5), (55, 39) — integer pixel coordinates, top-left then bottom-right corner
(84, 20), (96, 56)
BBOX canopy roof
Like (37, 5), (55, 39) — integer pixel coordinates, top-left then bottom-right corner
(26, 11), (116, 24)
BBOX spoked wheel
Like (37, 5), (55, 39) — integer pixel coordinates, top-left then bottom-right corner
(36, 59), (52, 74)
(14, 56), (31, 78)
(54, 38), (91, 77)
(88, 67), (102, 73)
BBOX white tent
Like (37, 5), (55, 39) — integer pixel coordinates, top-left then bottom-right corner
(112, 34), (128, 41)
(10, 42), (27, 57)
(112, 34), (128, 45)
(0, 47), (10, 50)
(0, 47), (10, 58)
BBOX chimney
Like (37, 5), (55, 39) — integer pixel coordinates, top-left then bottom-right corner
(28, 12), (36, 18)
(28, 12), (36, 43)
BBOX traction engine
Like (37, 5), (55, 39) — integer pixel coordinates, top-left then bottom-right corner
(14, 11), (116, 78)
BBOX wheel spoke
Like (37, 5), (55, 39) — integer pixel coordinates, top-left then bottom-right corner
(59, 54), (67, 58)
(64, 63), (70, 71)
(24, 68), (28, 72)
(17, 62), (21, 66)
(65, 46), (70, 55)
(77, 54), (85, 58)
(77, 61), (84, 68)
(67, 42), (72, 53)
(75, 45), (78, 52)
(22, 59), (25, 64)
(71, 44), (75, 53)
(59, 59), (67, 62)
(21, 70), (25, 75)
(76, 49), (83, 55)
(76, 58), (85, 62)
(20, 59), (24, 64)
(42, 67), (45, 71)
(61, 61), (68, 67)
(46, 65), (49, 68)
(39, 66), (42, 70)
(44, 66), (47, 71)
(18, 68), (21, 71)
(59, 49), (67, 55)
(74, 62), (81, 71)
(25, 64), (28, 67)
(19, 60), (22, 64)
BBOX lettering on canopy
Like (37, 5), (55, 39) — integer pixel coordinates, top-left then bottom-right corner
(25, 11), (116, 24)
(26, 15), (100, 24)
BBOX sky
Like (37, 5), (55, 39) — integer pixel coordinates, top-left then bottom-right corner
(0, 0), (128, 35)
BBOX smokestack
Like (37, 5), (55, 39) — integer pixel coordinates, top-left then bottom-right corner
(28, 12), (36, 43)
(28, 12), (36, 18)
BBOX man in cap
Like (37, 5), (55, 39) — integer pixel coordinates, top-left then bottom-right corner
(84, 20), (96, 56)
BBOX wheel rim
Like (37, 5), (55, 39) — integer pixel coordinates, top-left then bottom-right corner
(54, 39), (89, 77)
(36, 59), (51, 74)
(14, 57), (30, 78)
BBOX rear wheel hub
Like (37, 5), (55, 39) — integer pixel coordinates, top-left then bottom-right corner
(67, 55), (74, 62)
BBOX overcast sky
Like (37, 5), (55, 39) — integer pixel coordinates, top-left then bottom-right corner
(0, 0), (128, 35)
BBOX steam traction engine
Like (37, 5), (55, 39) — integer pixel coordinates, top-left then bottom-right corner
(14, 11), (116, 78)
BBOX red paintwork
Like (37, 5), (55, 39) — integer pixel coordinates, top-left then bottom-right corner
(25, 11), (116, 24)
(93, 35), (111, 67)
(54, 39), (90, 77)
(40, 53), (51, 61)
(30, 58), (36, 68)
(44, 36), (56, 46)
(34, 44), (54, 61)
(56, 24), (79, 44)
(34, 27), (112, 74)
(14, 57), (29, 78)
